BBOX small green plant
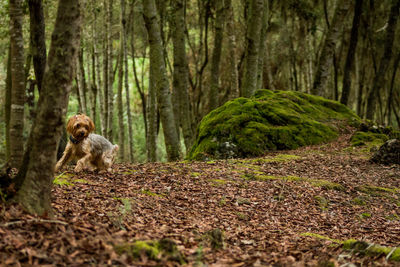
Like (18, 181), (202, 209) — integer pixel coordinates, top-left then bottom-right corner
(360, 212), (372, 219)
(314, 196), (329, 211)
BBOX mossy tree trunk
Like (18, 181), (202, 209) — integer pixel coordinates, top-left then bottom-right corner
(171, 0), (194, 154)
(241, 0), (264, 98)
(143, 0), (181, 161)
(9, 0), (25, 168)
(311, 0), (350, 97)
(256, 0), (269, 90)
(14, 0), (82, 216)
(365, 0), (400, 120)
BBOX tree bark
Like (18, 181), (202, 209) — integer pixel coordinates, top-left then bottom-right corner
(78, 48), (88, 115)
(5, 45), (11, 162)
(143, 0), (181, 161)
(107, 0), (114, 142)
(122, 0), (134, 162)
(28, 0), (46, 93)
(208, 0), (225, 111)
(366, 0), (400, 120)
(257, 0), (269, 90)
(117, 4), (125, 161)
(241, 0), (264, 98)
(225, 0), (239, 99)
(340, 0), (362, 106)
(311, 0), (350, 96)
(9, 0), (26, 168)
(171, 0), (195, 154)
(15, 0), (82, 216)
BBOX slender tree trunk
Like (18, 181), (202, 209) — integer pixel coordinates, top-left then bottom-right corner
(366, 0), (400, 120)
(5, 45), (12, 162)
(78, 48), (88, 115)
(9, 0), (26, 168)
(171, 0), (194, 154)
(225, 0), (239, 99)
(107, 0), (114, 142)
(14, 0), (82, 216)
(117, 6), (125, 161)
(257, 0), (269, 90)
(28, 0), (46, 93)
(147, 62), (158, 162)
(208, 0), (225, 111)
(241, 0), (264, 97)
(386, 53), (400, 125)
(340, 0), (362, 106)
(102, 0), (109, 137)
(143, 0), (181, 161)
(311, 0), (350, 96)
(122, 0), (134, 162)
(90, 41), (97, 128)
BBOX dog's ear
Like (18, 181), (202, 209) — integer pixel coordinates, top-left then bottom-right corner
(66, 115), (76, 134)
(88, 117), (95, 133)
(113, 145), (119, 153)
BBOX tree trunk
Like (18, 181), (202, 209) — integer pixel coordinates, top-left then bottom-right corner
(107, 0), (114, 142)
(122, 0), (134, 162)
(257, 0), (269, 90)
(14, 0), (81, 216)
(143, 0), (181, 161)
(340, 0), (362, 106)
(171, 0), (195, 154)
(225, 0), (239, 99)
(117, 5), (125, 161)
(208, 0), (225, 111)
(28, 0), (46, 93)
(146, 63), (158, 162)
(386, 53), (400, 125)
(311, 0), (350, 96)
(366, 0), (400, 120)
(5, 45), (11, 161)
(241, 0), (264, 98)
(102, 0), (109, 137)
(78, 48), (88, 115)
(9, 0), (26, 168)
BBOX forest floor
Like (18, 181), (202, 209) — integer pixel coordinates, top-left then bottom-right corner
(1, 132), (400, 266)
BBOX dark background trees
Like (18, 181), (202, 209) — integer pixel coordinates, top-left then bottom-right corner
(1, 0), (400, 167)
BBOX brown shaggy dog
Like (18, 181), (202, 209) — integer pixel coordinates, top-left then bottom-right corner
(55, 114), (95, 172)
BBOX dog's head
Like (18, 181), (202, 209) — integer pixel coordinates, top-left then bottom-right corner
(66, 114), (95, 142)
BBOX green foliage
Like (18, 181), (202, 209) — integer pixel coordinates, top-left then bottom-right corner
(350, 131), (388, 147)
(188, 89), (360, 160)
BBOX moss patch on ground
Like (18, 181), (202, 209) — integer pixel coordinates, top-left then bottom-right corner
(53, 173), (91, 187)
(241, 173), (344, 191)
(188, 89), (360, 160)
(114, 239), (185, 264)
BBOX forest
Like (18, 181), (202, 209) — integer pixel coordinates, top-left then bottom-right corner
(1, 0), (400, 265)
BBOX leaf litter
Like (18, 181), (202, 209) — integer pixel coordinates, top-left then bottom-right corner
(1, 132), (400, 266)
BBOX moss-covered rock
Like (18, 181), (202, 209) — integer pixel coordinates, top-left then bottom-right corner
(188, 89), (360, 160)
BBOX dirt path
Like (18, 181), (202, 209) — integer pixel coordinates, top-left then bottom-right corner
(1, 133), (400, 266)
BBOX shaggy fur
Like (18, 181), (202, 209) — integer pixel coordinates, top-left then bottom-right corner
(55, 114), (118, 172)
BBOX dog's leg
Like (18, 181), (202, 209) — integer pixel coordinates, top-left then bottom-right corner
(75, 153), (92, 172)
(55, 143), (73, 172)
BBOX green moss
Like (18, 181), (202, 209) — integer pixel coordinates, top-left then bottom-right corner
(314, 196), (329, 211)
(343, 240), (400, 261)
(114, 239), (185, 264)
(191, 172), (201, 178)
(240, 154), (301, 164)
(211, 179), (227, 186)
(357, 185), (400, 197)
(350, 131), (388, 147)
(352, 197), (367, 206)
(242, 173), (344, 191)
(188, 89), (360, 160)
(360, 212), (372, 219)
(300, 232), (342, 244)
(53, 173), (74, 186)
(140, 189), (165, 198)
